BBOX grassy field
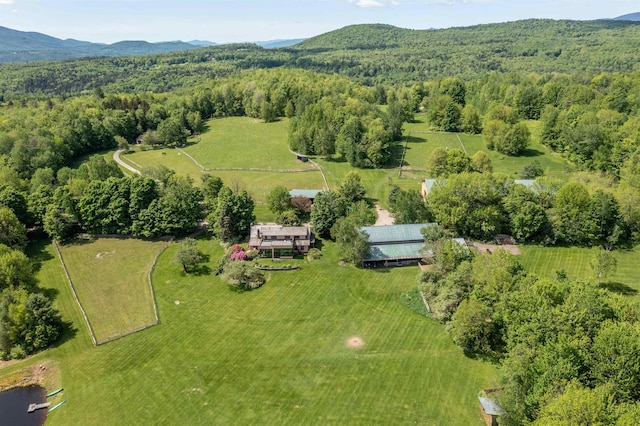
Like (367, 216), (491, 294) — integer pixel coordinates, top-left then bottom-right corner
(402, 115), (570, 179)
(519, 245), (640, 292)
(187, 117), (315, 170)
(122, 117), (326, 204)
(3, 239), (497, 425)
(118, 115), (571, 209)
(57, 238), (167, 342)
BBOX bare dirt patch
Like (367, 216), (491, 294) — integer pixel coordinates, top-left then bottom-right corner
(346, 336), (365, 348)
(374, 203), (394, 226)
(471, 242), (521, 255)
(95, 251), (114, 259)
(0, 360), (59, 392)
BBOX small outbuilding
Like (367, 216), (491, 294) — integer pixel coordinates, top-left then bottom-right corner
(478, 391), (504, 426)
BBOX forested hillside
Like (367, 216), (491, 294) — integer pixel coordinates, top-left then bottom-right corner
(2, 19), (640, 99)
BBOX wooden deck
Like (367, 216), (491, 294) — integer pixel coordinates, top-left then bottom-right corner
(27, 402), (51, 413)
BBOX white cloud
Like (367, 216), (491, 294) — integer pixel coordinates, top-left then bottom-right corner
(0, 0), (14, 5)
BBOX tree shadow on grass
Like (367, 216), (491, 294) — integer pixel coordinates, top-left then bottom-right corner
(49, 319), (78, 349)
(187, 264), (212, 276)
(518, 148), (545, 158)
(26, 238), (55, 273)
(601, 281), (638, 295)
(181, 253), (212, 276)
(463, 350), (502, 365)
(405, 135), (428, 143)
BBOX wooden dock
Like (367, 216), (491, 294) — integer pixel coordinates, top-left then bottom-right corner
(27, 402), (51, 413)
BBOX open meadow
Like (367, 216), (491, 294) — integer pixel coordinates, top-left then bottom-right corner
(118, 114), (571, 210)
(122, 117), (326, 204)
(3, 238), (497, 425)
(57, 238), (167, 342)
(402, 115), (570, 179)
(519, 245), (640, 293)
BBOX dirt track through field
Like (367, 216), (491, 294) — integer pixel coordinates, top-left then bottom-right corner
(471, 242), (521, 255)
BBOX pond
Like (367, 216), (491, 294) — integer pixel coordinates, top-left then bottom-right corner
(0, 386), (47, 426)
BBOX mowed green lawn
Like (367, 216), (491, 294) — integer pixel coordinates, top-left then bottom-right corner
(118, 115), (570, 208)
(187, 117), (316, 170)
(403, 115), (570, 179)
(8, 239), (497, 425)
(121, 117), (326, 204)
(520, 245), (640, 292)
(57, 238), (167, 342)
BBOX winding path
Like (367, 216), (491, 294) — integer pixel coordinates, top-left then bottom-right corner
(113, 149), (141, 175)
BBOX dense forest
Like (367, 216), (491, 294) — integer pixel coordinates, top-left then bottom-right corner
(2, 19), (640, 99)
(1, 17), (640, 423)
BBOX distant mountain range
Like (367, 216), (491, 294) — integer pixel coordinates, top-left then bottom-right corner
(1, 12), (638, 63)
(0, 26), (305, 63)
(614, 12), (640, 21)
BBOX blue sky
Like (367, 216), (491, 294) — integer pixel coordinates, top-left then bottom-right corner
(0, 0), (638, 43)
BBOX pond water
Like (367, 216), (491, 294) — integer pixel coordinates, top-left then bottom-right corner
(0, 386), (47, 426)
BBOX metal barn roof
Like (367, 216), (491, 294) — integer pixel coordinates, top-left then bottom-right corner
(364, 243), (425, 261)
(361, 224), (436, 245)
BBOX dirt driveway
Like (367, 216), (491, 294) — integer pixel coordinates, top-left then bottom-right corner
(374, 203), (394, 226)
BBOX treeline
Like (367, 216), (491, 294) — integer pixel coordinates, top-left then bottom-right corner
(288, 91), (410, 167)
(419, 236), (640, 424)
(0, 207), (62, 359)
(0, 68), (371, 180)
(414, 72), (640, 177)
(2, 19), (640, 99)
(424, 172), (637, 245)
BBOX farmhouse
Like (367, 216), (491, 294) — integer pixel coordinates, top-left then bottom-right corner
(361, 223), (436, 267)
(248, 224), (315, 259)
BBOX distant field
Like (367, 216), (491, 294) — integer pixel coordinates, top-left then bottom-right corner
(520, 245), (640, 292)
(187, 117), (315, 170)
(122, 117), (326, 203)
(57, 238), (166, 342)
(120, 114), (570, 207)
(403, 115), (570, 179)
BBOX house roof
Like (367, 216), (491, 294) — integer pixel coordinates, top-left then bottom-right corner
(289, 189), (323, 199)
(255, 225), (310, 237)
(478, 397), (504, 416)
(259, 240), (294, 249)
(361, 224), (436, 245)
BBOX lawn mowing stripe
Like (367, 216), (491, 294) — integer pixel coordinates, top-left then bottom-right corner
(15, 239), (496, 425)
